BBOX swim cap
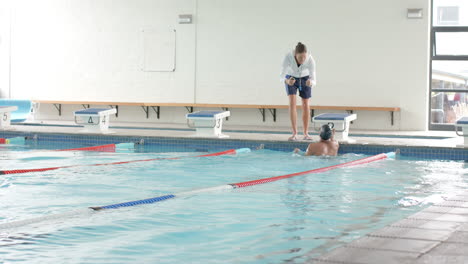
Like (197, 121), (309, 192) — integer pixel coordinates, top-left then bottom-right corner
(319, 124), (332, 140)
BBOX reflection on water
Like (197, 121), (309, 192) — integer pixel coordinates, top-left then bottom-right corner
(0, 150), (467, 263)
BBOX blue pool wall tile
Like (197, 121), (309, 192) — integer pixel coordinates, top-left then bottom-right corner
(1, 131), (467, 161)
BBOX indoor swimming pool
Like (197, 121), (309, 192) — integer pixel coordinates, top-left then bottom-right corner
(0, 140), (467, 263)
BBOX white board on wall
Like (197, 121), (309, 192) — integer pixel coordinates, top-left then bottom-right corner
(142, 28), (176, 72)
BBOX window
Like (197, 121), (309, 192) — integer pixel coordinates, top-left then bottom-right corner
(430, 2), (468, 130)
(434, 32), (468, 56)
(437, 6), (459, 25)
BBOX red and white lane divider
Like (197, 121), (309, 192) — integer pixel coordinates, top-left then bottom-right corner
(0, 148), (250, 175)
(0, 137), (134, 152)
(1, 142), (136, 161)
(57, 143), (136, 152)
(0, 137), (26, 145)
(91, 152), (395, 210)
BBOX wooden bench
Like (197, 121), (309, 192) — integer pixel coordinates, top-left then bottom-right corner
(33, 100), (401, 125)
(34, 100), (144, 118)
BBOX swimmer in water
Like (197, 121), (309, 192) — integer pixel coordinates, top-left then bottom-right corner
(294, 124), (338, 156)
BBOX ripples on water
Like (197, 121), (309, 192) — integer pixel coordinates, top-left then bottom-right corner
(0, 147), (467, 263)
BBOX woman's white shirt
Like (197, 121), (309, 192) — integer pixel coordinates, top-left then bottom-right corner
(280, 51), (316, 88)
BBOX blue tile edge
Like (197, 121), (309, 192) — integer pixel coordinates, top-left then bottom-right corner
(1, 131), (467, 161)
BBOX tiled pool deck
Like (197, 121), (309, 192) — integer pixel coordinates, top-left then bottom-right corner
(312, 194), (468, 264)
(1, 121), (468, 263)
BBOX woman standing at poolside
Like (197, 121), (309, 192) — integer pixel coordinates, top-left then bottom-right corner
(280, 42), (316, 141)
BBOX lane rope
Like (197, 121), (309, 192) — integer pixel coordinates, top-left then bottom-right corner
(58, 142), (135, 152)
(0, 152), (394, 230)
(91, 152), (394, 210)
(0, 148), (250, 175)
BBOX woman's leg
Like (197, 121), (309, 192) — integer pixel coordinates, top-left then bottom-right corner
(288, 94), (298, 140)
(302, 98), (311, 139)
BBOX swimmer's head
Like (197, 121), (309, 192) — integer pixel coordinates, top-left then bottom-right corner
(319, 124), (332, 141)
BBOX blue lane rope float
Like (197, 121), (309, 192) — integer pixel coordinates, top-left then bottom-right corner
(115, 142), (135, 150)
(92, 195), (177, 210)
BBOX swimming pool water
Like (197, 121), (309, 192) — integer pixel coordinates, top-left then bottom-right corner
(0, 143), (467, 263)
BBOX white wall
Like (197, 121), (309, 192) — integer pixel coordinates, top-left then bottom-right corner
(3, 0), (430, 130)
(9, 0), (196, 103)
(195, 0), (430, 130)
(0, 0), (10, 98)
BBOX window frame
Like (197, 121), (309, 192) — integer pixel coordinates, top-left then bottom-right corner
(432, 27), (468, 60)
(429, 1), (468, 130)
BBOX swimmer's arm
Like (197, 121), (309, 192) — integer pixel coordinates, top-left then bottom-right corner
(304, 144), (314, 156)
(294, 147), (311, 156)
(293, 148), (305, 156)
(331, 129), (339, 146)
(295, 143), (315, 156)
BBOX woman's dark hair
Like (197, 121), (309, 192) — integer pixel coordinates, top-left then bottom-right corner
(295, 42), (307, 54)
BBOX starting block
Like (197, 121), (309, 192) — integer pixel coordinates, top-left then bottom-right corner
(313, 113), (357, 143)
(0, 99), (34, 123)
(455, 117), (468, 147)
(74, 108), (116, 134)
(0, 106), (18, 129)
(186, 111), (230, 138)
